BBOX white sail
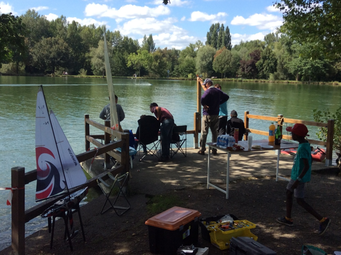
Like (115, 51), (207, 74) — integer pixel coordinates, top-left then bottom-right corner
(35, 88), (86, 201)
(103, 30), (119, 132)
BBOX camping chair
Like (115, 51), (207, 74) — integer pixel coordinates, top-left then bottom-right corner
(97, 172), (131, 215)
(135, 116), (160, 162)
(41, 188), (88, 251)
(170, 125), (187, 158)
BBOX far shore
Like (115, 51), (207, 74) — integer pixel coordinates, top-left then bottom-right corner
(1, 73), (340, 86)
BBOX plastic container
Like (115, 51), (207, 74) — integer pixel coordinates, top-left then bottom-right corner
(230, 237), (277, 255)
(200, 219), (258, 250)
(145, 206), (201, 254)
(268, 123), (275, 143)
(228, 136), (236, 147)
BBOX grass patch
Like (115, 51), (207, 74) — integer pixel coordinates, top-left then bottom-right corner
(146, 193), (184, 215)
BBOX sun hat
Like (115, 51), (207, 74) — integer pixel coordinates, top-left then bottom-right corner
(286, 123), (309, 137)
(203, 78), (212, 85)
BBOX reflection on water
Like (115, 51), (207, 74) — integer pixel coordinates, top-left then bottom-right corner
(0, 76), (340, 250)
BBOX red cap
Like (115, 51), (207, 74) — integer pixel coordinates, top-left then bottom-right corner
(286, 124), (309, 137)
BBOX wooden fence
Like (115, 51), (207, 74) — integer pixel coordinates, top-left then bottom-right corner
(243, 111), (334, 166)
(10, 115), (130, 255)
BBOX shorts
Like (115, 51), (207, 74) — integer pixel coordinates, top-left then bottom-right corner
(286, 178), (305, 198)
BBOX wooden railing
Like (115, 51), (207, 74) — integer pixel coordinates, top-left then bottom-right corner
(10, 115), (130, 255)
(243, 111), (334, 166)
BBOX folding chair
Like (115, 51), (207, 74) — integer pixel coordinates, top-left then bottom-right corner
(41, 188), (88, 251)
(170, 125), (187, 158)
(135, 116), (160, 162)
(97, 172), (131, 215)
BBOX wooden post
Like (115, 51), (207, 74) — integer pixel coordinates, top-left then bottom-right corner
(194, 112), (200, 149)
(325, 119), (334, 166)
(244, 111), (249, 141)
(11, 167), (25, 255)
(85, 114), (90, 151)
(121, 132), (130, 173)
(104, 120), (111, 168)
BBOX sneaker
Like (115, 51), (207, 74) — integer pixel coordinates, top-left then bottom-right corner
(276, 217), (293, 227)
(197, 150), (205, 155)
(318, 218), (331, 236)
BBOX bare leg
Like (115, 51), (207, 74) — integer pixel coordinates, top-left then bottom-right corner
(296, 198), (323, 221)
(285, 189), (294, 219)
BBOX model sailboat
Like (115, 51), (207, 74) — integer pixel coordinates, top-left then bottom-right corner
(103, 30), (119, 132)
(35, 86), (87, 201)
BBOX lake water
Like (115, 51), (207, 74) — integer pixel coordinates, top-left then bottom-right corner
(0, 76), (340, 250)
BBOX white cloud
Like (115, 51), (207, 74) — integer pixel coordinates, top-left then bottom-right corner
(150, 0), (190, 7)
(0, 2), (16, 15)
(67, 17), (107, 27)
(45, 13), (59, 21)
(31, 6), (49, 12)
(181, 16), (186, 21)
(85, 3), (170, 23)
(266, 5), (280, 13)
(118, 17), (177, 35)
(118, 17), (197, 49)
(189, 11), (227, 23)
(231, 13), (282, 31)
(231, 32), (266, 46)
(125, 0), (137, 2)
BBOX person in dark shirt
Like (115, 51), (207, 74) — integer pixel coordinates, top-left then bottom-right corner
(226, 110), (246, 141)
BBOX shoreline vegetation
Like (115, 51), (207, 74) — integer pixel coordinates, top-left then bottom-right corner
(1, 73), (340, 86)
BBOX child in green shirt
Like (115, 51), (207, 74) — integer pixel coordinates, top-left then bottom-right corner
(276, 124), (331, 235)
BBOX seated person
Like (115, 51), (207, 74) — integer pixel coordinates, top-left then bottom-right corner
(226, 110), (246, 141)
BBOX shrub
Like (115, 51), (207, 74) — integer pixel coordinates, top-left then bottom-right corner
(313, 107), (341, 153)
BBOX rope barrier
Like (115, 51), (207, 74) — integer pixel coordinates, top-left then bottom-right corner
(0, 187), (24, 206)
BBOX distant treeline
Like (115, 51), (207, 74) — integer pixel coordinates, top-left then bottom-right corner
(2, 10), (341, 82)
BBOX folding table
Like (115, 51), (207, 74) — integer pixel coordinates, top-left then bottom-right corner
(207, 140), (299, 199)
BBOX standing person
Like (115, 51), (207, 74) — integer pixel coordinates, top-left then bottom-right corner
(276, 124), (331, 235)
(99, 95), (125, 130)
(150, 102), (174, 162)
(226, 110), (246, 141)
(197, 77), (229, 155)
(214, 84), (228, 135)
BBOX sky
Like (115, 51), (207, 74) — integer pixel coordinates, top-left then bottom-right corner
(0, 0), (283, 50)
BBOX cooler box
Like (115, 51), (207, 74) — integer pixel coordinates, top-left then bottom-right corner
(230, 237), (277, 255)
(145, 206), (201, 255)
(201, 219), (258, 250)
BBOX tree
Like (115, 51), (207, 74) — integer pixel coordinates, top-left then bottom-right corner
(213, 47), (232, 77)
(256, 46), (277, 79)
(90, 40), (112, 76)
(0, 13), (26, 66)
(31, 37), (71, 73)
(275, 0), (341, 59)
(239, 49), (261, 78)
(127, 49), (152, 77)
(206, 23), (232, 50)
(196, 45), (216, 76)
(141, 34), (155, 53)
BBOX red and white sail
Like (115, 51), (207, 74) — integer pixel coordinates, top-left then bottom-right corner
(35, 88), (86, 201)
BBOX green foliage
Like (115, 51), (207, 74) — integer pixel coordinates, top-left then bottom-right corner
(31, 37), (71, 73)
(0, 13), (26, 66)
(313, 107), (341, 152)
(90, 40), (112, 76)
(79, 68), (87, 76)
(196, 45), (216, 76)
(275, 0), (341, 59)
(141, 34), (156, 53)
(213, 47), (232, 77)
(206, 23), (232, 50)
(256, 46), (277, 79)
